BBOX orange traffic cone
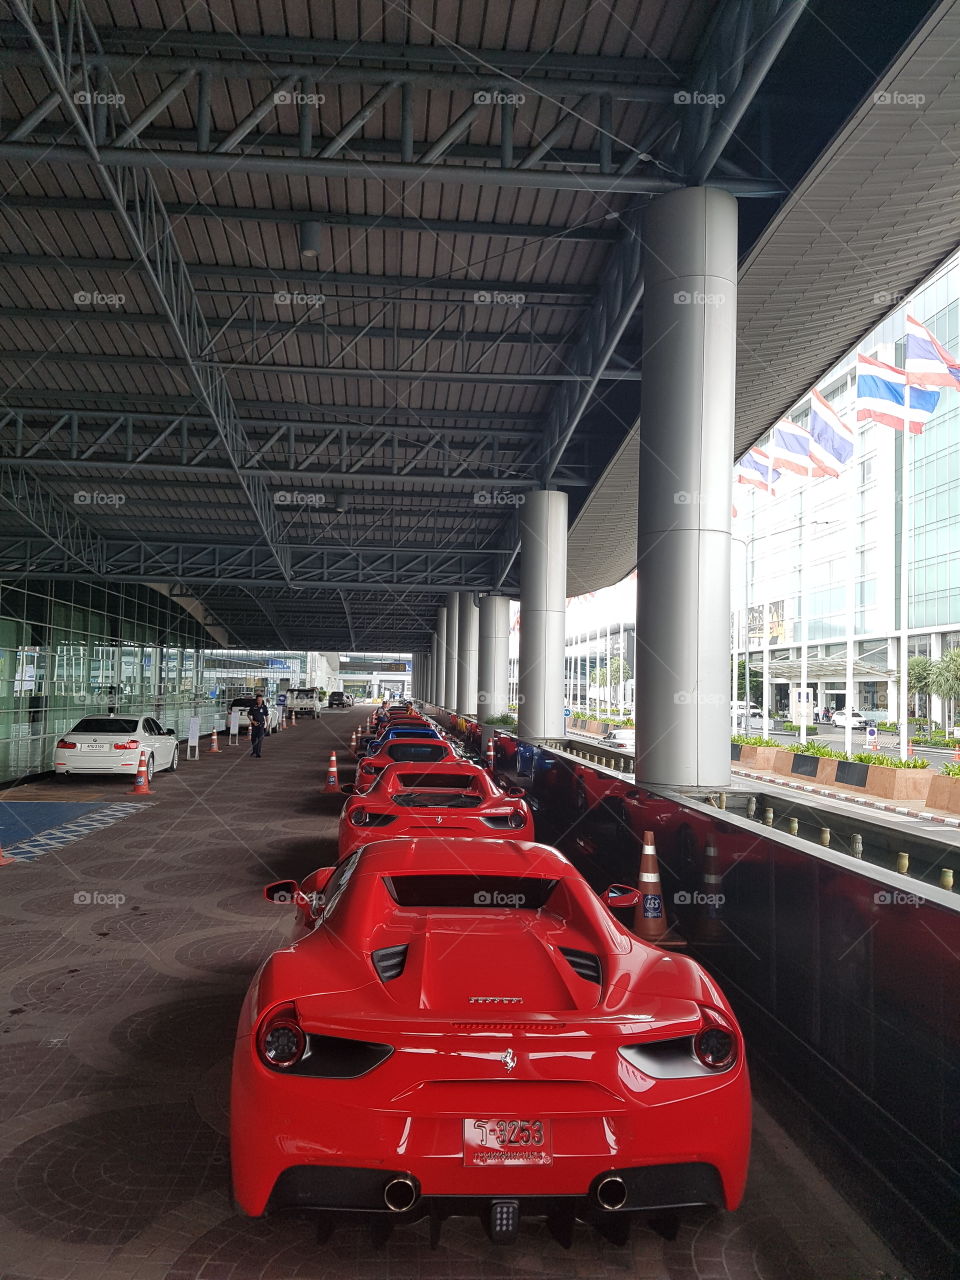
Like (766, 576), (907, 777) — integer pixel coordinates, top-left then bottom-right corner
(907, 737), (914, 757)
(208, 728), (221, 753)
(128, 749), (154, 795)
(952, 741), (960, 763)
(290, 710), (296, 727)
(349, 728), (357, 754)
(485, 733), (496, 771)
(633, 830), (667, 943)
(325, 751), (339, 792)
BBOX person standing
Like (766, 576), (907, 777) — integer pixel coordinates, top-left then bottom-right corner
(248, 693), (269, 758)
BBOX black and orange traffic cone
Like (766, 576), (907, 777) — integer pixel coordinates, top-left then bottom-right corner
(128, 749), (154, 795)
(485, 733), (496, 771)
(325, 751), (340, 792)
(697, 839), (725, 943)
(208, 728), (221, 753)
(633, 829), (667, 943)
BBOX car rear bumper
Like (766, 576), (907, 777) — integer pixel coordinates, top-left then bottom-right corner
(54, 754), (139, 773)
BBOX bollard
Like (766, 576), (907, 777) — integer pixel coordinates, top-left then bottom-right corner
(940, 867), (954, 891)
(819, 827), (831, 847)
(717, 792), (727, 810)
(850, 833), (863, 859)
(762, 807), (774, 827)
(746, 796), (757, 819)
(787, 817), (798, 836)
(896, 851), (909, 875)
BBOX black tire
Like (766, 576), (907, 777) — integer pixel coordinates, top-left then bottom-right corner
(145, 753), (155, 782)
(167, 744), (179, 772)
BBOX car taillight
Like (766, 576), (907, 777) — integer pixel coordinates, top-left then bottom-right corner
(113, 739), (141, 750)
(351, 808), (369, 826)
(508, 809), (526, 828)
(57, 739), (77, 749)
(693, 1006), (738, 1070)
(257, 1003), (306, 1070)
(361, 763), (375, 774)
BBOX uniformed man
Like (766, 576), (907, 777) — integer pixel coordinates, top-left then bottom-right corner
(248, 693), (269, 758)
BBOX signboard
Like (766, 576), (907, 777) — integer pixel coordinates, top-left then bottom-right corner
(866, 725), (878, 741)
(564, 708), (572, 717)
(276, 694), (287, 706)
(187, 716), (200, 759)
(229, 706), (241, 744)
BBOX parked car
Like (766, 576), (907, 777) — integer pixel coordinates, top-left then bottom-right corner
(598, 728), (635, 751)
(226, 697), (281, 735)
(338, 760), (533, 858)
(233, 837), (751, 1236)
(327, 691), (347, 709)
(354, 736), (461, 788)
(54, 714), (179, 781)
(286, 687), (324, 718)
(831, 709), (868, 729)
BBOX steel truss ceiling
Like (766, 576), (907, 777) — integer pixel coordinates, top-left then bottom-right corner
(0, 0), (898, 653)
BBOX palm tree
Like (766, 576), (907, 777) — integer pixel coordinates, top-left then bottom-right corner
(908, 656), (934, 731)
(930, 649), (960, 734)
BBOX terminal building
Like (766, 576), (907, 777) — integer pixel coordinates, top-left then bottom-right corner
(0, 3), (958, 1279)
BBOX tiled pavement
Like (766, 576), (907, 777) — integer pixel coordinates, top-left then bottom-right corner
(0, 713), (912, 1280)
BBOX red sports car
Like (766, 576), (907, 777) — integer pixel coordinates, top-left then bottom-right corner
(338, 760), (534, 857)
(231, 838), (751, 1242)
(354, 735), (461, 788)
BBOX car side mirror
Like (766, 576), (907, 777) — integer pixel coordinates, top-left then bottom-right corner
(166, 728), (175, 735)
(264, 879), (299, 903)
(604, 884), (642, 909)
(341, 784), (356, 795)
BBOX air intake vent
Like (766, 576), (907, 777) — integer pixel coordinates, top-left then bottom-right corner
(560, 947), (602, 984)
(372, 944), (408, 982)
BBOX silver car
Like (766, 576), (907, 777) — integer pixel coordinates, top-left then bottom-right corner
(55, 714), (179, 781)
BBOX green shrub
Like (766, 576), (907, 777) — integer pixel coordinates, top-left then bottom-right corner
(731, 735), (780, 747)
(786, 743), (846, 758)
(852, 752), (929, 769)
(941, 761), (960, 777)
(484, 713), (517, 728)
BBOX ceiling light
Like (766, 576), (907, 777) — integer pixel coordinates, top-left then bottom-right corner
(299, 220), (323, 258)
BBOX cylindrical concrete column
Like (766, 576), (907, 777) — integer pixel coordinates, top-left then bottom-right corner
(428, 633), (438, 708)
(434, 607), (447, 707)
(444, 592), (459, 712)
(518, 490), (568, 741)
(456, 591), (480, 717)
(478, 594), (511, 722)
(635, 186), (737, 788)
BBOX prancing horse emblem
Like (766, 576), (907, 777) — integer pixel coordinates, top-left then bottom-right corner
(501, 1048), (517, 1073)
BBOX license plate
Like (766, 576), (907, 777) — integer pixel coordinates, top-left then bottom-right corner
(83, 743), (109, 751)
(463, 1119), (552, 1166)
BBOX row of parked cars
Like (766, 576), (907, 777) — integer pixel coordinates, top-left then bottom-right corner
(229, 702), (751, 1245)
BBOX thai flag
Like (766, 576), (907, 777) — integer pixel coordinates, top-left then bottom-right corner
(736, 447), (780, 493)
(904, 314), (960, 390)
(808, 389), (854, 465)
(856, 353), (938, 434)
(770, 419), (813, 475)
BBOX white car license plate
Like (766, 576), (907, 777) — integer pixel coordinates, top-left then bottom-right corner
(83, 743), (109, 751)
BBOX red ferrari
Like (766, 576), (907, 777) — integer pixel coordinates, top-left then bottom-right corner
(337, 760), (534, 857)
(354, 735), (461, 789)
(231, 838), (751, 1242)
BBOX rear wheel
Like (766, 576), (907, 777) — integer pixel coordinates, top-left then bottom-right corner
(167, 744), (179, 772)
(145, 753), (155, 782)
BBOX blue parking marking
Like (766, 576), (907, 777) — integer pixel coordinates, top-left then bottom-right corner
(0, 802), (152, 862)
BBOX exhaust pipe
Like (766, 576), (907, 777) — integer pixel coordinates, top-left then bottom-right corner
(383, 1175), (418, 1213)
(596, 1175), (628, 1211)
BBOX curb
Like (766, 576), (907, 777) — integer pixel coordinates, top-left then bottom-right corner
(731, 766), (960, 825)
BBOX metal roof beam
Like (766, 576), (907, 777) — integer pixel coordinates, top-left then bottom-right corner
(0, 195), (620, 242)
(7, 0), (291, 585)
(0, 466), (107, 575)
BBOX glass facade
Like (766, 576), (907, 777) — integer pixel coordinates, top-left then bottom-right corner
(0, 580), (217, 784)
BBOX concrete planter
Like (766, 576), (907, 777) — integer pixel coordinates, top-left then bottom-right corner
(924, 773), (960, 815)
(815, 757), (839, 785)
(754, 746), (780, 771)
(772, 748), (798, 776)
(863, 763), (932, 806)
(737, 745), (758, 766)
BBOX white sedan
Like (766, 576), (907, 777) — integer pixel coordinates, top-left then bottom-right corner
(597, 728), (636, 751)
(55, 715), (179, 781)
(830, 709), (868, 729)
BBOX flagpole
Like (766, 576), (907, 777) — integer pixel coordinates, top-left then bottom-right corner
(799, 485), (808, 746)
(761, 450), (772, 741)
(899, 427), (912, 761)
(844, 420), (857, 759)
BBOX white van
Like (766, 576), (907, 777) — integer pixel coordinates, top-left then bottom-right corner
(287, 687), (324, 718)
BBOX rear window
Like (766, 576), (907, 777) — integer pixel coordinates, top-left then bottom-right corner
(383, 875), (558, 909)
(385, 743), (447, 762)
(71, 718), (139, 734)
(387, 729), (437, 739)
(230, 698), (255, 708)
(395, 773), (478, 789)
(393, 793), (483, 809)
